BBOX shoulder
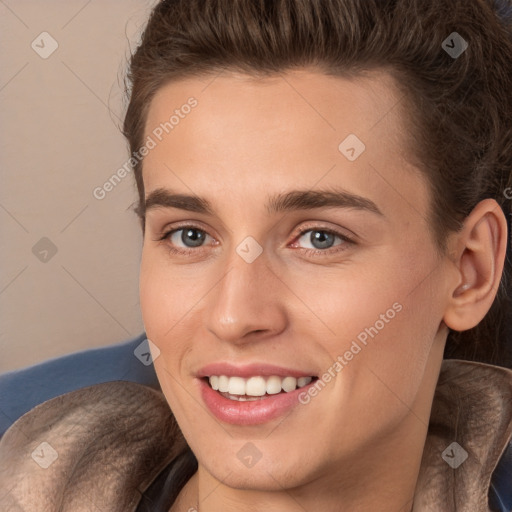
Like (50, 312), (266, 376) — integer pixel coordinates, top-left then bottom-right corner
(0, 381), (187, 512)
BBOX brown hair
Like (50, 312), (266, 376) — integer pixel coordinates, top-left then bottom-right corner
(123, 0), (512, 367)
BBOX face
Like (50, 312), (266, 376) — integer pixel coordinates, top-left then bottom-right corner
(139, 68), (453, 492)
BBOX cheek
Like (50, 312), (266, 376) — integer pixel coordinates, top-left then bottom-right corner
(300, 275), (444, 457)
(296, 263), (435, 354)
(139, 255), (198, 421)
(306, 249), (444, 403)
(139, 259), (168, 342)
(139, 251), (189, 348)
(139, 250), (207, 397)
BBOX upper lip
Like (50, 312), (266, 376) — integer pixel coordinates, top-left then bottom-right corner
(197, 362), (317, 379)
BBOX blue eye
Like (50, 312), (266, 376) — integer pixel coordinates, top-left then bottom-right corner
(167, 227), (211, 248)
(296, 229), (344, 251)
(157, 225), (354, 257)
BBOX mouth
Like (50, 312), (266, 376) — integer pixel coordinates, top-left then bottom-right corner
(204, 374), (318, 401)
(197, 367), (319, 425)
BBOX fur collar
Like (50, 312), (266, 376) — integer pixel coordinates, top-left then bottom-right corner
(0, 359), (511, 511)
(414, 360), (512, 511)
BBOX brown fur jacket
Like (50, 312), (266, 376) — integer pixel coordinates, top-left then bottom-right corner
(0, 359), (511, 511)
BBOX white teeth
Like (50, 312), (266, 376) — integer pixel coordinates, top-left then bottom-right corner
(246, 376), (267, 396)
(266, 376), (282, 395)
(297, 376), (312, 388)
(228, 376), (246, 395)
(207, 374), (314, 398)
(218, 375), (229, 392)
(281, 376), (297, 392)
(210, 375), (219, 391)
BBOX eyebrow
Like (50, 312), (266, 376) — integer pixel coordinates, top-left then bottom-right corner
(144, 187), (384, 217)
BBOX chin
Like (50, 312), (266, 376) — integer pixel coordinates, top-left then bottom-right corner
(204, 461), (309, 492)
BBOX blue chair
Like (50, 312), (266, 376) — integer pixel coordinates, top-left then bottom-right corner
(0, 331), (510, 511)
(0, 333), (158, 436)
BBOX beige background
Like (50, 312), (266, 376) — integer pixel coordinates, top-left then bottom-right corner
(1, 0), (159, 372)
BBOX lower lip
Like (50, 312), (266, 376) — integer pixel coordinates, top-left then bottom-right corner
(199, 378), (315, 425)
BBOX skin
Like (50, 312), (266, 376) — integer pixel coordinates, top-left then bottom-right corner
(138, 68), (507, 512)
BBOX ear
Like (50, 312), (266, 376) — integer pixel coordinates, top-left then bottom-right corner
(443, 198), (508, 332)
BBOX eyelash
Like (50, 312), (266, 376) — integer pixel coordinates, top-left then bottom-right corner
(155, 223), (355, 257)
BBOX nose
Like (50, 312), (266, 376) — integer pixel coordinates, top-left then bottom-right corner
(205, 246), (288, 346)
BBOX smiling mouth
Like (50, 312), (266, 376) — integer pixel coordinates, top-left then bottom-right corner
(204, 375), (318, 401)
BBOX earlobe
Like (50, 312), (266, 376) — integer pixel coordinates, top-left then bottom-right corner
(443, 199), (508, 332)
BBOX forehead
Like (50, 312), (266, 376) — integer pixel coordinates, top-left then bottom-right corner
(145, 68), (405, 148)
(142, 68), (429, 221)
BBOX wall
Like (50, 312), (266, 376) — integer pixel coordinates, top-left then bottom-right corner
(0, 0), (159, 372)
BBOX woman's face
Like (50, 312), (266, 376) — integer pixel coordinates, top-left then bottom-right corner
(139, 69), (454, 492)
